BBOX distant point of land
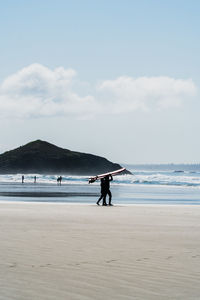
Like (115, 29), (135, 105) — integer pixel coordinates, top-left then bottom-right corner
(0, 140), (131, 175)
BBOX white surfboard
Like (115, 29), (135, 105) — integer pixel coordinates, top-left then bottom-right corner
(89, 167), (126, 183)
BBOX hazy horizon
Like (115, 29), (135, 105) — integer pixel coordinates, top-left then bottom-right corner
(1, 139), (200, 166)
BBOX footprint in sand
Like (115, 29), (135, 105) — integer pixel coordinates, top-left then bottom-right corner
(192, 255), (200, 258)
(106, 259), (117, 263)
(136, 258), (149, 261)
(9, 263), (17, 268)
(40, 264), (52, 267)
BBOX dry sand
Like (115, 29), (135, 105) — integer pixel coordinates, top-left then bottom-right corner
(0, 202), (200, 300)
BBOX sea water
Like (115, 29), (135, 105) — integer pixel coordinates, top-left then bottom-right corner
(0, 164), (200, 204)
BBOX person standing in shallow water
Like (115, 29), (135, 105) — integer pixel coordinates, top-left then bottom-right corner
(22, 175), (24, 184)
(102, 174), (113, 206)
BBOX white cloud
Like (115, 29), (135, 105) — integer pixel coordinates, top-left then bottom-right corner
(0, 64), (197, 118)
(0, 63), (98, 118)
(98, 76), (197, 113)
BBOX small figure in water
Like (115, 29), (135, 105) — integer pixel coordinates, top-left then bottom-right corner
(96, 178), (106, 205)
(57, 176), (62, 185)
(34, 176), (36, 183)
(22, 175), (24, 184)
(102, 174), (113, 206)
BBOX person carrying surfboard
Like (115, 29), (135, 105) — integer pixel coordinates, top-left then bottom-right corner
(89, 167), (126, 205)
(102, 174), (113, 206)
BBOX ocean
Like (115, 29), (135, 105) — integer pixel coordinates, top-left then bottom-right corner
(0, 164), (200, 204)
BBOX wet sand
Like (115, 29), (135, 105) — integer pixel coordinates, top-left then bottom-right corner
(0, 192), (98, 197)
(0, 202), (200, 299)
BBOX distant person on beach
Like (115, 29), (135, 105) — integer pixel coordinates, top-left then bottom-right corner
(57, 176), (62, 185)
(96, 178), (106, 206)
(22, 175), (24, 184)
(102, 174), (113, 206)
(34, 176), (36, 183)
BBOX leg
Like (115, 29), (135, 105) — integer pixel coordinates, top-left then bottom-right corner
(96, 193), (103, 205)
(108, 190), (112, 205)
(102, 192), (107, 206)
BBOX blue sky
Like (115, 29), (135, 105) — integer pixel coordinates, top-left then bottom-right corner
(0, 0), (200, 163)
(1, 0), (199, 80)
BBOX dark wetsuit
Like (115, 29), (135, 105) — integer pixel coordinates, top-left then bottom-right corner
(96, 178), (106, 205)
(102, 175), (113, 206)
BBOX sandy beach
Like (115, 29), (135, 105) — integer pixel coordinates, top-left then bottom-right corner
(0, 202), (200, 300)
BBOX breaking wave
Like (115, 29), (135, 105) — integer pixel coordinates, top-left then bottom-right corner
(1, 168), (200, 188)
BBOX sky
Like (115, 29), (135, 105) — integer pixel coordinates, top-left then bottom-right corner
(0, 0), (200, 164)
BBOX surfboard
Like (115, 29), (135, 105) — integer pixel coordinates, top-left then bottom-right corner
(89, 167), (126, 183)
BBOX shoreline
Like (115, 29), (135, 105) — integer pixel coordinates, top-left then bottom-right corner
(1, 198), (200, 207)
(1, 200), (200, 206)
(0, 191), (98, 197)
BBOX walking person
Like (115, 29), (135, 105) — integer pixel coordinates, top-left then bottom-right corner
(96, 178), (106, 205)
(102, 174), (113, 206)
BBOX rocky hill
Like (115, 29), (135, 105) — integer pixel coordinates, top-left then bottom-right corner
(0, 140), (129, 175)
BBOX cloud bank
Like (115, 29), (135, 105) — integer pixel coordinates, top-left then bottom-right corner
(0, 64), (197, 118)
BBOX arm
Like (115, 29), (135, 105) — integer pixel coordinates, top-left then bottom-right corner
(109, 174), (113, 181)
(89, 176), (98, 184)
